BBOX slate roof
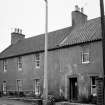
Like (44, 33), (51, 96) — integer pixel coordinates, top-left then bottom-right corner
(0, 16), (103, 59)
(0, 27), (72, 59)
(60, 17), (102, 46)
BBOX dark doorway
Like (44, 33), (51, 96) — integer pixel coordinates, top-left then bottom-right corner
(69, 77), (78, 101)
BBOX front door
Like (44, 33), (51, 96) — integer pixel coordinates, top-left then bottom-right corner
(69, 77), (78, 101)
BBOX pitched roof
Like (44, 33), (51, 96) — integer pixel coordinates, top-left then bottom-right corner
(60, 17), (102, 46)
(0, 17), (103, 59)
(0, 27), (72, 59)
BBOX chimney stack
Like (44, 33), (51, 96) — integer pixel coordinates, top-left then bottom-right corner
(72, 5), (87, 27)
(11, 28), (25, 45)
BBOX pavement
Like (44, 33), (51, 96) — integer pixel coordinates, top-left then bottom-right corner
(4, 96), (42, 104)
(55, 102), (95, 105)
(0, 96), (95, 105)
(0, 97), (35, 105)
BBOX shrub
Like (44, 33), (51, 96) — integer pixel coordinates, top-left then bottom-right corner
(14, 91), (18, 96)
(88, 95), (97, 104)
(79, 95), (90, 103)
(45, 94), (67, 105)
(47, 95), (55, 105)
(19, 92), (25, 97)
(9, 91), (14, 96)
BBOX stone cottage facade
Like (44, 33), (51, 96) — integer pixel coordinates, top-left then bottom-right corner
(0, 6), (104, 102)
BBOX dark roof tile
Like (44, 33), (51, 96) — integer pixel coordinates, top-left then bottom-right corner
(0, 27), (72, 59)
(60, 17), (102, 46)
(0, 17), (103, 59)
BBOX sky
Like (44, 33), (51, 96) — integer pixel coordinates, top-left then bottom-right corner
(0, 0), (104, 52)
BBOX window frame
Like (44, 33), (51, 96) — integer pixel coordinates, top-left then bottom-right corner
(34, 53), (40, 69)
(17, 79), (23, 92)
(90, 76), (97, 96)
(3, 59), (7, 72)
(3, 80), (7, 94)
(18, 56), (22, 71)
(33, 79), (40, 95)
(81, 51), (90, 64)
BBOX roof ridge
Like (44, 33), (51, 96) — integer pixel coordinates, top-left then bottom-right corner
(59, 16), (102, 46)
(24, 26), (72, 40)
(0, 16), (103, 59)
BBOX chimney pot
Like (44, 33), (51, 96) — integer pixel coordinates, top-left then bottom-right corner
(81, 7), (84, 13)
(75, 5), (80, 11)
(17, 28), (19, 33)
(14, 28), (17, 33)
(20, 29), (22, 34)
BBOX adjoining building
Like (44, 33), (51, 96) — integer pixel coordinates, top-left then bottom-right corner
(0, 6), (104, 102)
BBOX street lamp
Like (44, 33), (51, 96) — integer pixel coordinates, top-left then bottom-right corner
(43, 0), (48, 104)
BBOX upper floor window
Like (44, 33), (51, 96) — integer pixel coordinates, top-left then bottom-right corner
(81, 45), (90, 64)
(18, 57), (22, 71)
(3, 59), (7, 72)
(81, 51), (89, 64)
(34, 54), (40, 69)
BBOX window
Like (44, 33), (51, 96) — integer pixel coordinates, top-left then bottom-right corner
(3, 81), (7, 95)
(81, 51), (89, 64)
(81, 45), (90, 64)
(82, 52), (89, 63)
(3, 59), (7, 72)
(90, 76), (97, 96)
(33, 79), (40, 95)
(34, 54), (40, 68)
(17, 80), (23, 92)
(18, 57), (22, 71)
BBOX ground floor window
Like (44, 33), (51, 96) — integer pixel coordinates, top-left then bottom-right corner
(90, 76), (97, 96)
(33, 79), (40, 95)
(17, 80), (23, 92)
(3, 81), (7, 95)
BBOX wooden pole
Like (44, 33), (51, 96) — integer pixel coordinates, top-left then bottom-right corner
(99, 0), (105, 104)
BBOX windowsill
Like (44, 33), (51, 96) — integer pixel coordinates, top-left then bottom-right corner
(18, 68), (22, 71)
(35, 67), (40, 69)
(3, 70), (7, 73)
(82, 61), (90, 64)
(35, 92), (40, 96)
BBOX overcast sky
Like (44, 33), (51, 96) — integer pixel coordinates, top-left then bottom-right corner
(0, 0), (104, 52)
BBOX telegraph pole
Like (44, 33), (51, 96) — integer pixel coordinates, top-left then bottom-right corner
(43, 0), (48, 104)
(100, 0), (105, 104)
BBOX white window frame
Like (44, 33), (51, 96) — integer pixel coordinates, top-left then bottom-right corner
(18, 57), (22, 71)
(17, 79), (23, 92)
(81, 51), (90, 64)
(3, 59), (7, 72)
(34, 54), (40, 69)
(33, 79), (40, 95)
(3, 81), (7, 94)
(90, 76), (97, 96)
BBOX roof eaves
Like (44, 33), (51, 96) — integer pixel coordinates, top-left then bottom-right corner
(58, 38), (102, 49)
